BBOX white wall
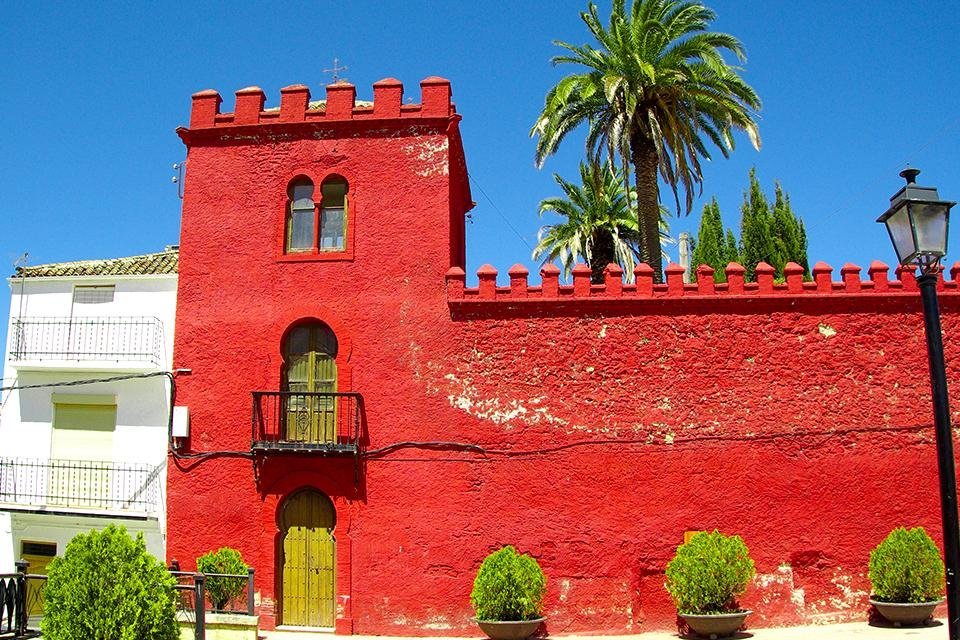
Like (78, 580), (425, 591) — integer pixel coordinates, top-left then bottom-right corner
(0, 273), (177, 559)
(10, 512), (165, 567)
(0, 512), (13, 572)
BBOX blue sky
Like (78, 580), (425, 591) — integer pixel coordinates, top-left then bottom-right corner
(1, 1), (958, 351)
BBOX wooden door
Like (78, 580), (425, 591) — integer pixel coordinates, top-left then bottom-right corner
(22, 541), (57, 616)
(283, 324), (338, 444)
(281, 490), (336, 627)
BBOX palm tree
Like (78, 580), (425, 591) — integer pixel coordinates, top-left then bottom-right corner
(533, 161), (670, 283)
(532, 0), (761, 281)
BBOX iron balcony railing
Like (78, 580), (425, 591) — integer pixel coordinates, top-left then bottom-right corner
(8, 316), (165, 366)
(252, 391), (362, 453)
(0, 457), (163, 513)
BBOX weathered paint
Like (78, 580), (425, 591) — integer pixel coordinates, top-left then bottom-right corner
(168, 79), (960, 635)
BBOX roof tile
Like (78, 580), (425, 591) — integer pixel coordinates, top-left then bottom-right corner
(13, 248), (179, 278)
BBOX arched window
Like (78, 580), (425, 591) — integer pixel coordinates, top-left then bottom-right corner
(319, 176), (348, 251)
(286, 178), (316, 253)
(282, 322), (338, 443)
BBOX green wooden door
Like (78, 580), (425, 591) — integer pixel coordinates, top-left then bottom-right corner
(283, 324), (338, 444)
(281, 490), (336, 627)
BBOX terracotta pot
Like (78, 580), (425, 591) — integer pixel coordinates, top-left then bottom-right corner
(870, 598), (944, 627)
(679, 610), (751, 639)
(473, 617), (545, 640)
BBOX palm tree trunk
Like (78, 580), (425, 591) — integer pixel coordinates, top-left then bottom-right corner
(630, 131), (664, 283)
(590, 231), (615, 284)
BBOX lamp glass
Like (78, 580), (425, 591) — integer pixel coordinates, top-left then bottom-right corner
(910, 201), (949, 257)
(885, 203), (918, 264)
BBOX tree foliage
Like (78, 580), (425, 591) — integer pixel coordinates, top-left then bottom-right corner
(532, 0), (761, 281)
(41, 525), (178, 640)
(690, 198), (727, 282)
(869, 527), (944, 603)
(665, 531), (755, 615)
(690, 169), (808, 282)
(470, 546), (546, 621)
(533, 161), (670, 283)
(197, 547), (249, 610)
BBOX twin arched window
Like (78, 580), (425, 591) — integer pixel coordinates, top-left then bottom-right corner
(285, 176), (348, 253)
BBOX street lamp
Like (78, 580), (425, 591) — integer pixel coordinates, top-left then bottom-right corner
(878, 167), (958, 638)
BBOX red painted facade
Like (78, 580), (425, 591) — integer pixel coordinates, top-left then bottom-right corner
(167, 78), (960, 635)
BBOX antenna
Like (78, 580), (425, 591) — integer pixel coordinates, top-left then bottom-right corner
(172, 160), (186, 200)
(323, 58), (349, 83)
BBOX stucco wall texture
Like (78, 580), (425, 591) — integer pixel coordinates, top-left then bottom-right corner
(167, 79), (960, 635)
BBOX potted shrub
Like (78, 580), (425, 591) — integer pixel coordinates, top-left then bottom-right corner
(197, 547), (249, 611)
(869, 527), (945, 626)
(665, 531), (755, 639)
(470, 545), (547, 640)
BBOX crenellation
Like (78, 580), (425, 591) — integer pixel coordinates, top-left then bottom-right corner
(451, 260), (960, 303)
(185, 77), (455, 130)
(325, 82), (355, 119)
(572, 263), (592, 297)
(604, 263), (623, 296)
(665, 262), (685, 296)
(372, 78), (403, 118)
(540, 264), (560, 297)
(234, 87), (266, 125)
(279, 85), (310, 122)
(812, 261), (833, 293)
(189, 89), (222, 128)
(507, 264), (529, 298)
(755, 261), (775, 294)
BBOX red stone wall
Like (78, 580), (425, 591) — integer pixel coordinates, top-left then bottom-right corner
(167, 80), (960, 635)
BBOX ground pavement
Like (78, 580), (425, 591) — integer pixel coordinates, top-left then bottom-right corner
(260, 620), (947, 640)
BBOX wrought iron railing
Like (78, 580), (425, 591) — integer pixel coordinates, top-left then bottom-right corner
(0, 458), (163, 513)
(252, 391), (362, 452)
(0, 562), (39, 639)
(8, 316), (164, 366)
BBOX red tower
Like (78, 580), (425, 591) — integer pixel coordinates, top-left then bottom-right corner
(169, 78), (471, 632)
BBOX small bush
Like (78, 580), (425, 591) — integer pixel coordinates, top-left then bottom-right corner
(665, 531), (755, 615)
(197, 547), (249, 610)
(41, 524), (177, 640)
(471, 546), (546, 621)
(869, 527), (944, 603)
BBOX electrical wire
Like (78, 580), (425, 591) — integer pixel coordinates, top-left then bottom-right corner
(467, 171), (535, 252)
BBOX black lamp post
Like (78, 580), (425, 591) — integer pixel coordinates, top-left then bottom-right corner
(878, 167), (958, 638)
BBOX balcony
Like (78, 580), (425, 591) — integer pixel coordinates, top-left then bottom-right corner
(251, 391), (362, 453)
(0, 457), (163, 516)
(8, 316), (165, 369)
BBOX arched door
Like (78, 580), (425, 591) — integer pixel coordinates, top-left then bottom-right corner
(280, 490), (336, 627)
(283, 323), (338, 444)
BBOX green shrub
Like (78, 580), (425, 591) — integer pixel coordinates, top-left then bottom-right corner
(41, 524), (177, 640)
(665, 531), (755, 614)
(197, 547), (249, 610)
(470, 546), (546, 621)
(869, 527), (944, 603)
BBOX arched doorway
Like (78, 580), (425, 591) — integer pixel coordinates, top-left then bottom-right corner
(279, 489), (337, 627)
(283, 322), (338, 444)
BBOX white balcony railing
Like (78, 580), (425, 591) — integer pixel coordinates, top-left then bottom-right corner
(8, 316), (164, 366)
(0, 457), (163, 514)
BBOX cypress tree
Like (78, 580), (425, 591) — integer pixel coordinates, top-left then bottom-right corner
(798, 220), (810, 277)
(724, 229), (741, 268)
(739, 168), (774, 280)
(771, 182), (803, 278)
(691, 198), (726, 282)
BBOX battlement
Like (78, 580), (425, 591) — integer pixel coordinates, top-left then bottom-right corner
(446, 260), (960, 303)
(187, 77), (455, 129)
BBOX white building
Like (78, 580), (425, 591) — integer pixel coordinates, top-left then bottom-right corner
(0, 248), (177, 579)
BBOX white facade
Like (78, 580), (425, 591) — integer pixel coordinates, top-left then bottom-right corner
(0, 255), (177, 572)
